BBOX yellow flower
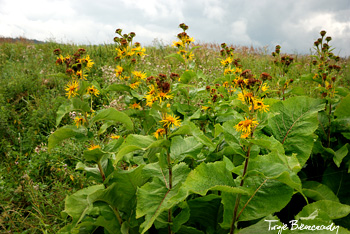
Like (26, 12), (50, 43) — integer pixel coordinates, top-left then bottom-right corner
(134, 46), (146, 57)
(79, 55), (94, 69)
(235, 67), (242, 74)
(65, 80), (79, 99)
(202, 106), (210, 111)
(130, 81), (141, 90)
(261, 83), (269, 92)
(86, 85), (99, 97)
(223, 81), (229, 87)
(184, 51), (194, 60)
(154, 128), (166, 139)
(132, 71), (147, 80)
(130, 102), (141, 109)
(158, 91), (173, 103)
(224, 68), (234, 75)
(160, 113), (181, 129)
(250, 99), (270, 112)
(172, 40), (183, 48)
(110, 135), (120, 140)
(238, 91), (254, 104)
(185, 37), (195, 44)
(115, 65), (123, 77)
(74, 116), (85, 128)
(88, 144), (101, 150)
(220, 57), (233, 66)
(234, 117), (259, 138)
(75, 70), (87, 80)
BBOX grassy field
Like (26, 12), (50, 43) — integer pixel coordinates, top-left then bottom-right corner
(1, 28), (350, 233)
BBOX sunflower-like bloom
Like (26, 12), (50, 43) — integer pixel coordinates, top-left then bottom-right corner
(65, 80), (79, 98)
(160, 113), (181, 129)
(158, 91), (173, 103)
(172, 40), (183, 48)
(76, 70), (87, 80)
(115, 65), (123, 77)
(129, 102), (141, 109)
(250, 99), (270, 112)
(133, 46), (146, 57)
(130, 81), (141, 90)
(220, 57), (233, 66)
(132, 71), (147, 80)
(110, 135), (120, 140)
(234, 117), (259, 138)
(79, 55), (94, 69)
(261, 83), (269, 92)
(153, 128), (166, 139)
(88, 144), (101, 150)
(74, 116), (85, 128)
(86, 85), (99, 97)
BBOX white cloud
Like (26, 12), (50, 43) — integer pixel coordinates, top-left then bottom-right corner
(0, 0), (349, 56)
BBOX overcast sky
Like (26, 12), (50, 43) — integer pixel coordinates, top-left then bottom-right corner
(1, 0), (349, 56)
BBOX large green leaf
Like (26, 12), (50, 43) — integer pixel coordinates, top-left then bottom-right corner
(114, 135), (164, 165)
(296, 200), (350, 220)
(83, 147), (109, 163)
(170, 122), (216, 152)
(266, 96), (324, 169)
(91, 107), (133, 130)
(302, 181), (340, 202)
(136, 163), (191, 234)
(48, 125), (87, 151)
(170, 136), (203, 162)
(335, 94), (350, 118)
(186, 194), (224, 233)
(92, 165), (148, 217)
(55, 98), (91, 127)
(61, 185), (105, 227)
(221, 177), (293, 227)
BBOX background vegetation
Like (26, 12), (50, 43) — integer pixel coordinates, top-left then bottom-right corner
(0, 30), (349, 233)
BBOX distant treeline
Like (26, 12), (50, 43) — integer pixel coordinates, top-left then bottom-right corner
(0, 36), (45, 44)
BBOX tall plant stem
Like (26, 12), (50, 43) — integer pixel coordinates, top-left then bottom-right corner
(327, 102), (332, 148)
(166, 139), (173, 234)
(230, 145), (251, 234)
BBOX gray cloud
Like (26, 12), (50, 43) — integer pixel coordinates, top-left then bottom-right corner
(0, 0), (349, 56)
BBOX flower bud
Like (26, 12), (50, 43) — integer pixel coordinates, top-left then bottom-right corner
(115, 29), (122, 35)
(326, 36), (332, 42)
(320, 30), (326, 37)
(221, 43), (227, 48)
(130, 32), (136, 38)
(179, 23), (189, 31)
(53, 48), (62, 55)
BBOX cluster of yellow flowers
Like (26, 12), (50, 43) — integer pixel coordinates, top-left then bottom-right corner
(54, 48), (98, 100)
(172, 23), (195, 62)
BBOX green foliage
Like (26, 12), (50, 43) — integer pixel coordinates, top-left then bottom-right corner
(1, 26), (350, 234)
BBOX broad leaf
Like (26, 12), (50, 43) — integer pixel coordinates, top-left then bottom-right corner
(136, 163), (191, 234)
(170, 136), (203, 162)
(91, 108), (133, 130)
(266, 96), (324, 169)
(48, 125), (87, 151)
(302, 181), (339, 202)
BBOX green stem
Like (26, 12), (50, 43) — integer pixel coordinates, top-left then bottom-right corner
(230, 145), (251, 234)
(97, 161), (106, 185)
(166, 135), (173, 234)
(327, 102), (332, 148)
